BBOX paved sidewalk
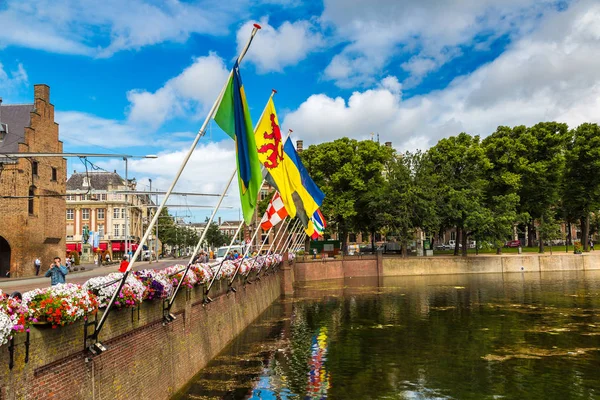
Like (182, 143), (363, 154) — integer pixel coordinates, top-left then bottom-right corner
(0, 258), (184, 293)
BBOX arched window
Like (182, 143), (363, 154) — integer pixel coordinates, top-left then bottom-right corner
(28, 186), (35, 215)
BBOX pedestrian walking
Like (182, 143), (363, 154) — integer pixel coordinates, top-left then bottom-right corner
(591, 240), (594, 251)
(34, 257), (41, 276)
(65, 257), (72, 271)
(119, 256), (129, 273)
(105, 253), (111, 263)
(45, 257), (68, 285)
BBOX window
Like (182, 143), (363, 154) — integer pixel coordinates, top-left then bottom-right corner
(450, 231), (456, 241)
(82, 208), (90, 220)
(51, 167), (57, 181)
(28, 186), (35, 214)
(98, 224), (105, 238)
(81, 194), (89, 201)
(97, 209), (105, 219)
(113, 224), (120, 237)
(121, 209), (126, 219)
(66, 195), (75, 201)
(260, 190), (268, 201)
(100, 194), (106, 201)
(32, 161), (38, 176)
(122, 224), (127, 238)
(113, 208), (120, 219)
(66, 209), (74, 220)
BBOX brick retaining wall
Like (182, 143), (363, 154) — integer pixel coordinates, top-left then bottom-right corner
(0, 271), (282, 399)
(294, 253), (600, 282)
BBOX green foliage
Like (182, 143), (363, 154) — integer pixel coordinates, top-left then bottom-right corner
(297, 122), (600, 256)
(563, 123), (600, 250)
(204, 222), (228, 248)
(301, 138), (394, 251)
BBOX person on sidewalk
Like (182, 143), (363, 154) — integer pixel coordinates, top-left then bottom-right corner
(119, 256), (129, 273)
(45, 257), (68, 286)
(34, 258), (41, 276)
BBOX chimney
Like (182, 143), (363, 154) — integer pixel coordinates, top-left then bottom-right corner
(34, 84), (50, 102)
(385, 141), (392, 148)
(296, 140), (303, 153)
(218, 217), (222, 225)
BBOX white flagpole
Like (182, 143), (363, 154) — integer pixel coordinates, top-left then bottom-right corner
(92, 24), (262, 342)
(165, 168), (236, 311)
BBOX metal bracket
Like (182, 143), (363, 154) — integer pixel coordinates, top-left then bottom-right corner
(8, 337), (14, 370)
(24, 331), (30, 364)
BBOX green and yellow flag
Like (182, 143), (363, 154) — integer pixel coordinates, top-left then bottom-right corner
(214, 61), (262, 225)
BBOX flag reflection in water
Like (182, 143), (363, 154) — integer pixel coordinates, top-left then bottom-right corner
(306, 327), (330, 399)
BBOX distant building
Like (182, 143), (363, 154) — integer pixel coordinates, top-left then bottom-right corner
(65, 171), (152, 259)
(0, 84), (66, 277)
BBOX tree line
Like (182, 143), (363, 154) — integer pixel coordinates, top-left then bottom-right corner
(300, 122), (600, 256)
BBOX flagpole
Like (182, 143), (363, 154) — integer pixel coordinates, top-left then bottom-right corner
(90, 24), (262, 346)
(163, 168), (236, 319)
(204, 218), (245, 302)
(277, 219), (296, 253)
(262, 218), (286, 275)
(289, 225), (305, 253)
(250, 225), (274, 275)
(263, 217), (290, 274)
(230, 224), (273, 287)
(280, 220), (301, 254)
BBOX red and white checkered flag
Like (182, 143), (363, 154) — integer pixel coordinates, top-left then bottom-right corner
(260, 192), (288, 230)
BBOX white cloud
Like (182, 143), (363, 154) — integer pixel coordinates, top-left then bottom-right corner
(320, 0), (560, 87)
(126, 53), (230, 127)
(285, 0), (600, 151)
(57, 111), (147, 148)
(0, 61), (28, 91)
(237, 18), (324, 73)
(96, 140), (241, 221)
(0, 0), (246, 57)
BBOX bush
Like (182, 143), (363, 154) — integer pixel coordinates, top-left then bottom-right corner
(574, 241), (583, 254)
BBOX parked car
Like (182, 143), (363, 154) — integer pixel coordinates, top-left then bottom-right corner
(435, 243), (452, 250)
(447, 240), (462, 249)
(504, 240), (521, 248)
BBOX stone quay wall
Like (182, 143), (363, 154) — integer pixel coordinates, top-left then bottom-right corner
(294, 253), (600, 282)
(0, 271), (283, 400)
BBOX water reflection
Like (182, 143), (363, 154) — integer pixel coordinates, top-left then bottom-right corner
(173, 271), (600, 400)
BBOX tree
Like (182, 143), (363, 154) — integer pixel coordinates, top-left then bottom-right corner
(481, 126), (523, 253)
(427, 133), (491, 256)
(563, 123), (600, 251)
(301, 138), (393, 252)
(204, 222), (227, 248)
(517, 122), (569, 252)
(385, 151), (439, 257)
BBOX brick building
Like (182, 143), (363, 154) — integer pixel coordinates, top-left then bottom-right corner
(0, 84), (66, 277)
(65, 171), (152, 259)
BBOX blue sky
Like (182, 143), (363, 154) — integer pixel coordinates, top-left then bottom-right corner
(1, 0), (599, 223)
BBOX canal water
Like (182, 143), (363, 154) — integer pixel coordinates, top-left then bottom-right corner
(173, 271), (600, 399)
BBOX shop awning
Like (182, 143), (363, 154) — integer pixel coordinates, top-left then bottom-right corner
(111, 242), (123, 252)
(66, 243), (77, 252)
(98, 243), (108, 251)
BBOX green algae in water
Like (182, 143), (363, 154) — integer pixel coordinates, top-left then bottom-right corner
(173, 271), (600, 400)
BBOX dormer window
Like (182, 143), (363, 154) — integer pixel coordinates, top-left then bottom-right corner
(83, 177), (90, 187)
(0, 123), (6, 142)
